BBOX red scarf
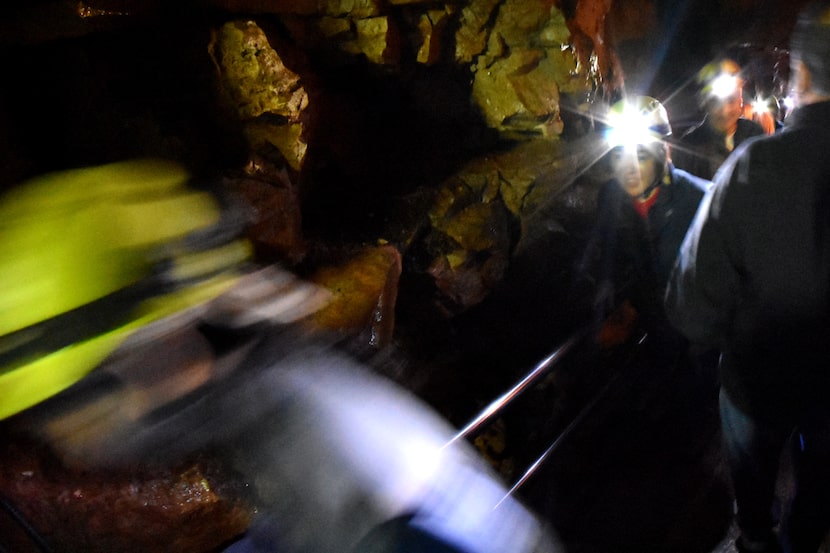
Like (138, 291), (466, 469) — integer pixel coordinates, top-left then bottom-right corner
(633, 186), (660, 219)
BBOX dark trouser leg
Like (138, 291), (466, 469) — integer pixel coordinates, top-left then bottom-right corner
(719, 390), (790, 546)
(782, 407), (830, 553)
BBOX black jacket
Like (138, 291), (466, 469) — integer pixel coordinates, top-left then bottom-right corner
(672, 116), (765, 181)
(666, 101), (830, 420)
(584, 166), (710, 324)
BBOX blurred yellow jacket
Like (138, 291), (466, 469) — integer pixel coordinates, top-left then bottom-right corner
(0, 159), (250, 419)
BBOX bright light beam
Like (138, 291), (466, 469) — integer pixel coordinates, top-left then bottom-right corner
(752, 96), (769, 114)
(710, 73), (740, 99)
(604, 102), (661, 151)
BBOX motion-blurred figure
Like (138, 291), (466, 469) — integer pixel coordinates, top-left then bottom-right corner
(667, 3), (830, 551)
(672, 59), (765, 180)
(0, 159), (560, 553)
(0, 158), (259, 421)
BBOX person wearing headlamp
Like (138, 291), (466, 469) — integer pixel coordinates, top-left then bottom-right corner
(595, 96), (712, 296)
(672, 59), (765, 180)
(667, 2), (830, 550)
(580, 95), (716, 440)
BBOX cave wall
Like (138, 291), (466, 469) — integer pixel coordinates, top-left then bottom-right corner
(0, 0), (616, 338)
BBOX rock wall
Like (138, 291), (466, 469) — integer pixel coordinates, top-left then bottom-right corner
(1, 0), (619, 337)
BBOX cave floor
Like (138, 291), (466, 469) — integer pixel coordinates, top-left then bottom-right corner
(509, 343), (744, 553)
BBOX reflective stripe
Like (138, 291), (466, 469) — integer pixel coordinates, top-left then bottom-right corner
(0, 271), (239, 420)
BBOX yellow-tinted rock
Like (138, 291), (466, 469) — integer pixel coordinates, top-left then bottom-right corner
(417, 9), (452, 64)
(538, 7), (573, 46)
(468, 0), (601, 137)
(424, 165), (518, 314)
(439, 202), (508, 252)
(211, 21), (308, 121)
(310, 245), (402, 347)
(318, 15), (352, 38)
(355, 16), (392, 64)
(455, 0), (501, 63)
(245, 120), (308, 171)
(321, 0), (381, 18)
(488, 0), (557, 48)
(210, 20), (309, 168)
(419, 136), (588, 314)
(472, 48), (560, 137)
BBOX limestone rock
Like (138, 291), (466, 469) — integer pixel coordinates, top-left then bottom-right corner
(354, 16), (395, 64)
(310, 244), (402, 348)
(469, 0), (599, 138)
(421, 160), (516, 315)
(321, 0), (382, 19)
(425, 197), (515, 316)
(319, 15), (352, 38)
(488, 0), (560, 49)
(210, 20), (309, 169)
(472, 49), (568, 139)
(225, 156), (306, 264)
(417, 8), (453, 64)
(416, 134), (608, 316)
(454, 0), (501, 63)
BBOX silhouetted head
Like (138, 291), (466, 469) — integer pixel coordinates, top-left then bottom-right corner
(791, 0), (830, 97)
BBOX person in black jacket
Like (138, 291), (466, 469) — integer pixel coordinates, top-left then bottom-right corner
(666, 3), (830, 551)
(672, 58), (765, 181)
(584, 96), (711, 350)
(580, 97), (721, 502)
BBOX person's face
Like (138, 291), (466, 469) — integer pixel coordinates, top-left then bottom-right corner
(707, 91), (743, 134)
(610, 146), (659, 198)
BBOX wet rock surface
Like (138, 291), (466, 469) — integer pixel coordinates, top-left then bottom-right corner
(0, 434), (252, 553)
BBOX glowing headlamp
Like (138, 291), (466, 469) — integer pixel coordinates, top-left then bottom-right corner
(752, 96), (768, 114)
(604, 102), (662, 151)
(710, 72), (740, 99)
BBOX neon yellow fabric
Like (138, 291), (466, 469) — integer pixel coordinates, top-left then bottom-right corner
(0, 159), (223, 335)
(0, 159), (248, 419)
